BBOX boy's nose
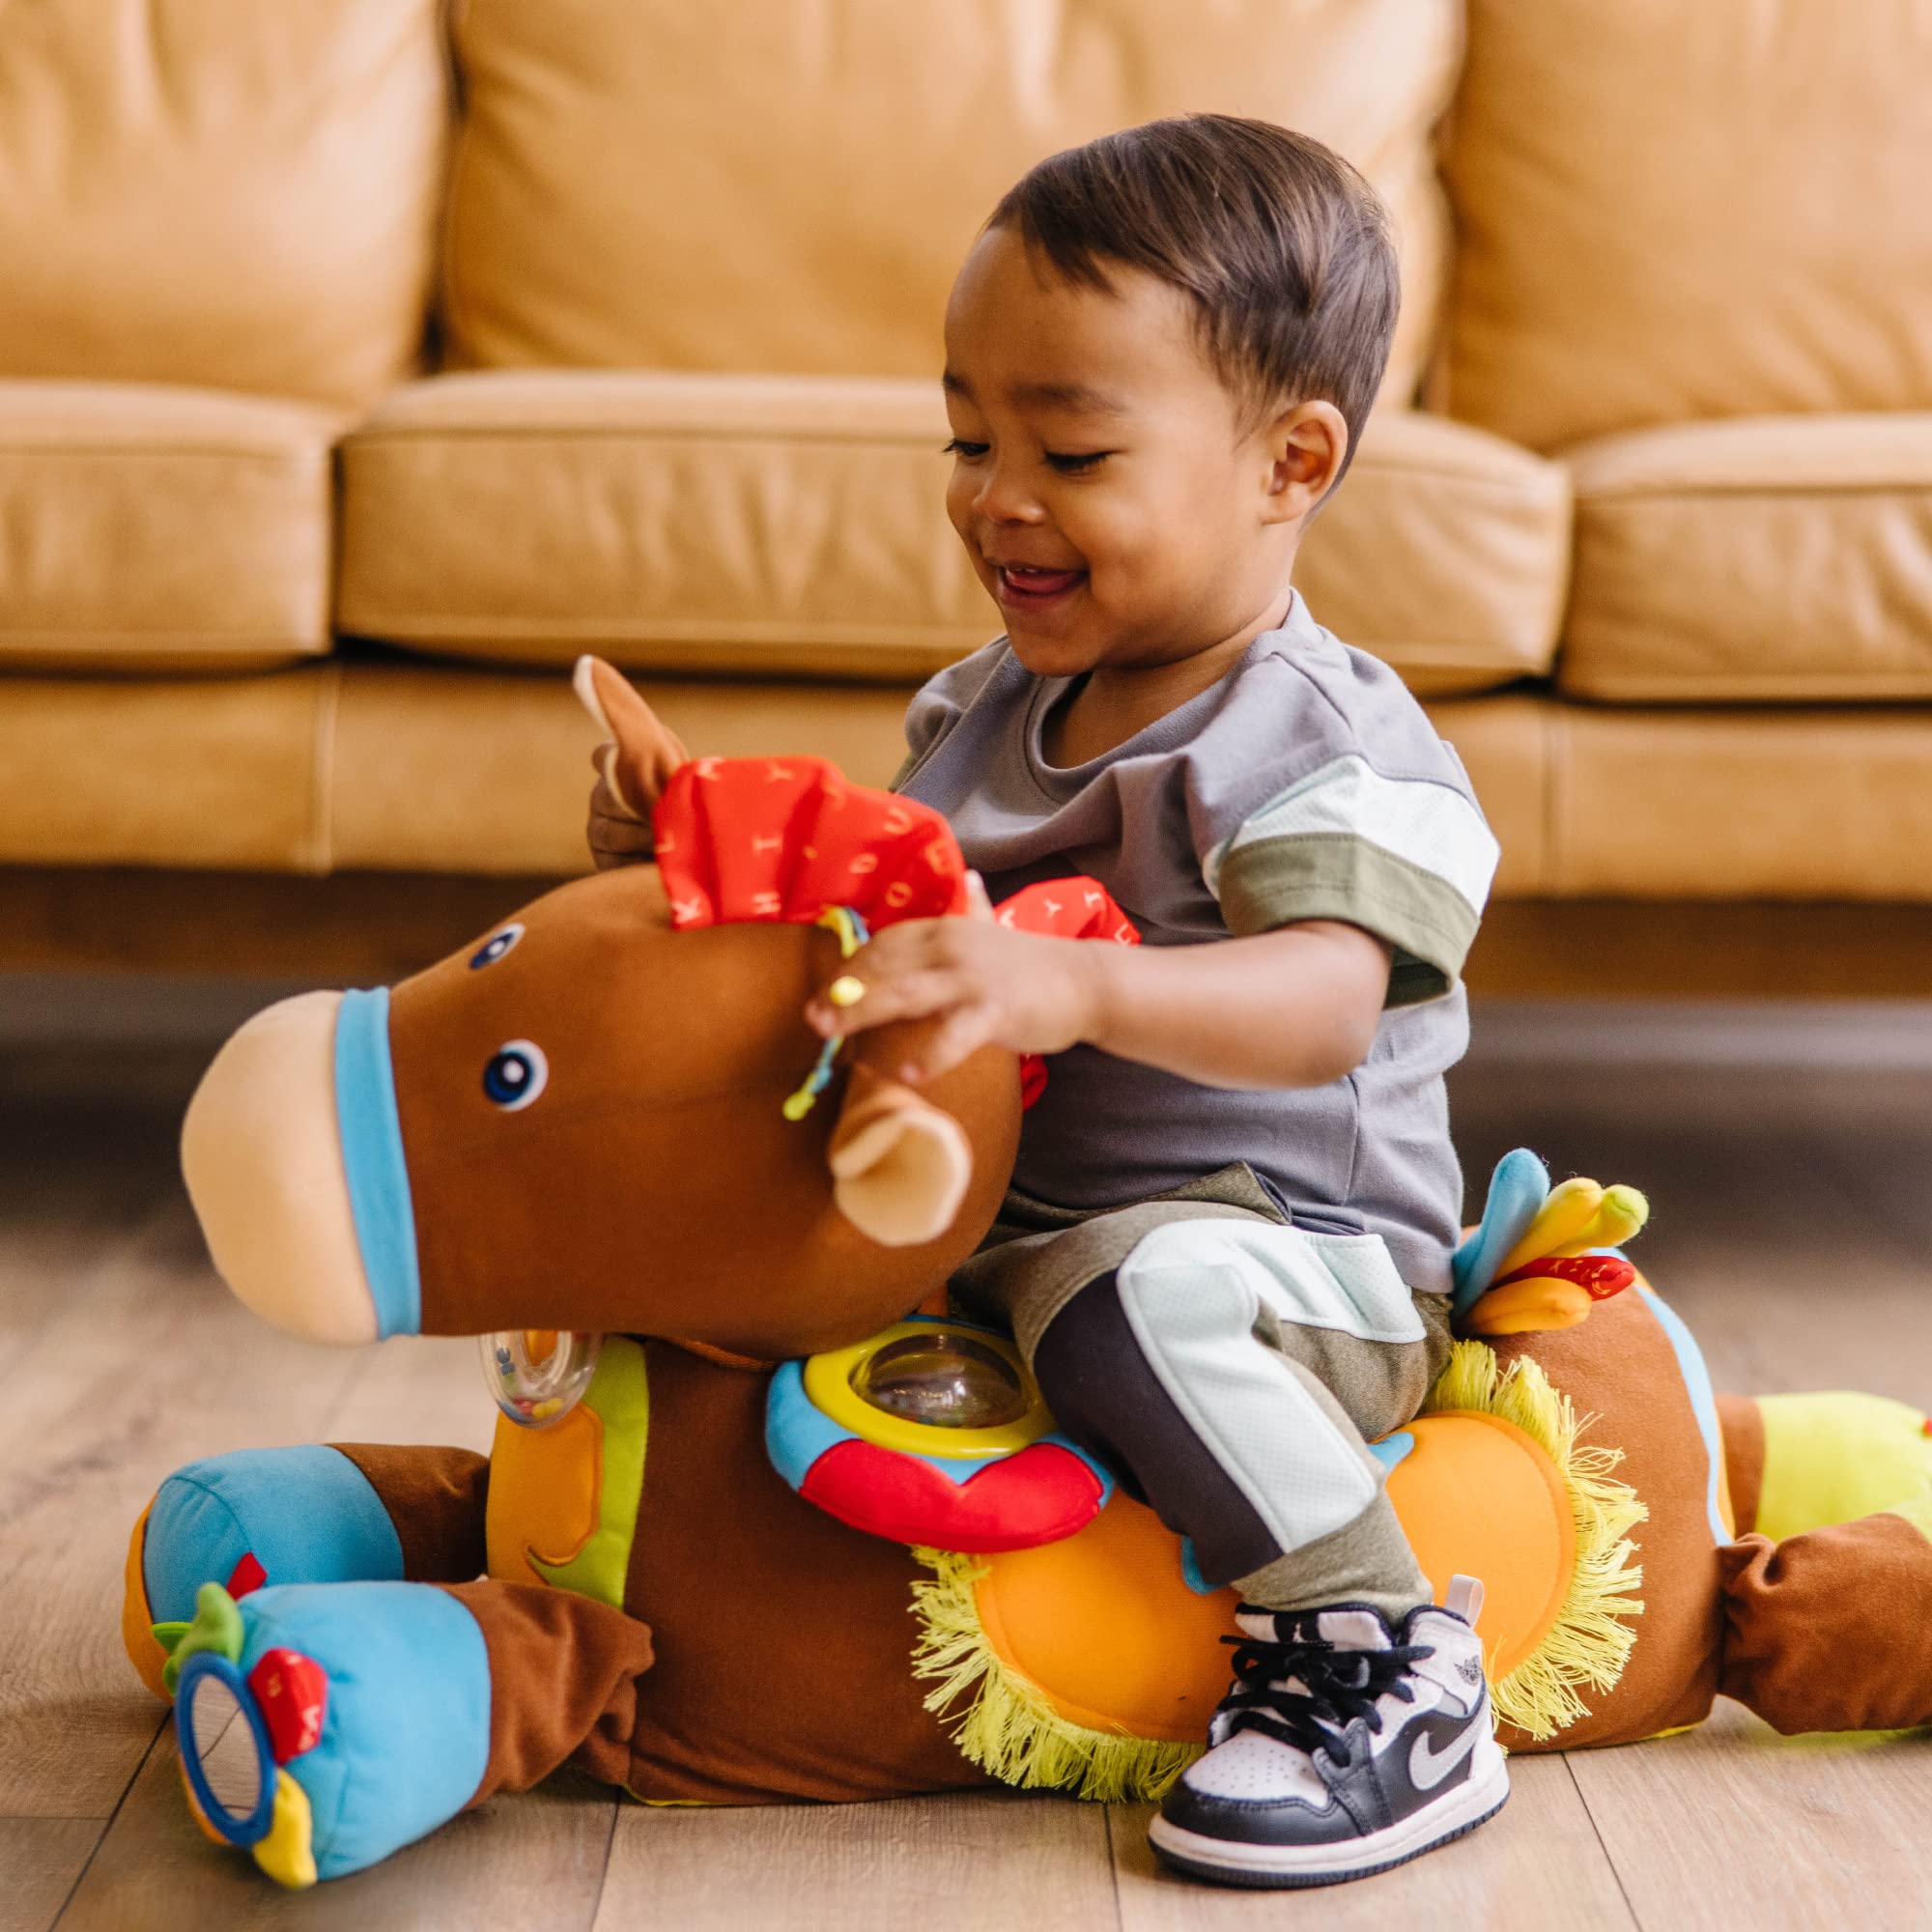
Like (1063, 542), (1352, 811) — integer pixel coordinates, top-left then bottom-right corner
(973, 463), (1045, 525)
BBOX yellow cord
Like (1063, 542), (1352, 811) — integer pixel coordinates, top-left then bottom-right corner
(782, 908), (870, 1121)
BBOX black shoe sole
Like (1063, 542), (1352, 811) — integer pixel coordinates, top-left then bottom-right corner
(1151, 1784), (1510, 1890)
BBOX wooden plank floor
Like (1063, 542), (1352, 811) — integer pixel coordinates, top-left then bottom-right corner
(1, 1036), (1927, 1929)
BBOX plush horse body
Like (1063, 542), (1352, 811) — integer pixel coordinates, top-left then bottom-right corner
(123, 663), (1932, 1888)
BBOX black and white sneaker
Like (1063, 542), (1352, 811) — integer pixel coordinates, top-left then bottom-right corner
(1151, 1576), (1508, 1889)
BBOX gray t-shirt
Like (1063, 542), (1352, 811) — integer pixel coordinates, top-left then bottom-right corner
(893, 593), (1500, 1298)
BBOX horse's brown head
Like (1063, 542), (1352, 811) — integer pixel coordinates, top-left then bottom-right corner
(182, 660), (1022, 1360)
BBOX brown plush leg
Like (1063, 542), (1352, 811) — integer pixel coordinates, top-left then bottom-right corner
(1719, 1510), (1932, 1732)
(443, 1579), (657, 1799)
(1715, 1392), (1765, 1537)
(331, 1443), (491, 1582)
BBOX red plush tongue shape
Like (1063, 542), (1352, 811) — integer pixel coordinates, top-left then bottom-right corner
(650, 757), (971, 930)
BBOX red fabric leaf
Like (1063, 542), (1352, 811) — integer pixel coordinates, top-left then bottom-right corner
(247, 1646), (329, 1763)
(651, 757), (969, 931)
(1494, 1253), (1636, 1301)
(224, 1551), (267, 1601)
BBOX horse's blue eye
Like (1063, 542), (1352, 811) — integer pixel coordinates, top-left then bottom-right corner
(469, 923), (526, 970)
(483, 1040), (548, 1111)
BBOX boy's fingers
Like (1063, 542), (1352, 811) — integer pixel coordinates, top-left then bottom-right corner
(587, 811), (656, 870)
(965, 871), (995, 922)
(807, 968), (968, 1038)
(900, 1002), (998, 1086)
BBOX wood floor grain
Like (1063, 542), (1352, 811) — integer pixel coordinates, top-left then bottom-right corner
(599, 1793), (1118, 1931)
(2, 1040), (1926, 1930)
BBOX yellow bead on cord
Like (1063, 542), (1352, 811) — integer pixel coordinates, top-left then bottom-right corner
(782, 907), (871, 1122)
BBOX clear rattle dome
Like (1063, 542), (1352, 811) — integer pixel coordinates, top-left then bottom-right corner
(850, 1330), (1030, 1430)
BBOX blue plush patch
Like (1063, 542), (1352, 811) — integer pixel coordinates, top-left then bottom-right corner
(144, 1446), (405, 1625)
(1451, 1148), (1551, 1315)
(1367, 1431), (1416, 1476)
(238, 1581), (491, 1882)
(1637, 1281), (1730, 1545)
(333, 987), (421, 1339)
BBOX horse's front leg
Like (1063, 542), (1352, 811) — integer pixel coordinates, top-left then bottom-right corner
(164, 1576), (654, 1887)
(124, 1442), (490, 1697)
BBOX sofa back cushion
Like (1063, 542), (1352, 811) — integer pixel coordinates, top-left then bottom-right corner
(441, 0), (1459, 405)
(1441, 0), (1932, 451)
(0, 0), (448, 409)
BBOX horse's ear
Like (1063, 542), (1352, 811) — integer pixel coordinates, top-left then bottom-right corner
(827, 1065), (972, 1247)
(574, 655), (691, 821)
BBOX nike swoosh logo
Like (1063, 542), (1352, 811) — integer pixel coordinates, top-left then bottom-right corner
(1408, 1714), (1482, 1792)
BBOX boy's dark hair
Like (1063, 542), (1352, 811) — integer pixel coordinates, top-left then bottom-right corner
(988, 115), (1399, 486)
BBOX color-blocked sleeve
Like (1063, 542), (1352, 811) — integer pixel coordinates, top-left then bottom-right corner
(1201, 753), (1501, 1006)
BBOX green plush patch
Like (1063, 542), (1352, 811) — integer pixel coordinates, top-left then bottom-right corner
(1756, 1392), (1932, 1544)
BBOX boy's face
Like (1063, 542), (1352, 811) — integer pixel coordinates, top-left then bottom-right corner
(941, 225), (1312, 681)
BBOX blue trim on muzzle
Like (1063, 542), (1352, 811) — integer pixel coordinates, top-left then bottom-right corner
(332, 988), (421, 1339)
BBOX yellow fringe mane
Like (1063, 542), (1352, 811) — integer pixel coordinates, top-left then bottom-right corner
(1422, 1340), (1646, 1740)
(909, 1339), (1647, 1797)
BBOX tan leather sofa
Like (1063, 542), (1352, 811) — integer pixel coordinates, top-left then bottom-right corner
(5, 0), (1930, 993)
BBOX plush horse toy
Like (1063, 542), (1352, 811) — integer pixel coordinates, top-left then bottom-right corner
(123, 660), (1932, 1889)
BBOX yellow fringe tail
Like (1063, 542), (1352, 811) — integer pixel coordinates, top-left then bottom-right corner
(909, 1550), (1202, 1802)
(1423, 1340), (1647, 1740)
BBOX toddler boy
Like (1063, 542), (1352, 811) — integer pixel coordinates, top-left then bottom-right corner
(595, 115), (1506, 1888)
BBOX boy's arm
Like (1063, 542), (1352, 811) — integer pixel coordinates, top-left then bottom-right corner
(808, 910), (1393, 1093)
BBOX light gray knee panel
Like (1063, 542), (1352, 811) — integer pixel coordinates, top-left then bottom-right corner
(1115, 1220), (1390, 1558)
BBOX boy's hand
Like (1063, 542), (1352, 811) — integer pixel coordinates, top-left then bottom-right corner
(808, 876), (1104, 1086)
(586, 745), (655, 871)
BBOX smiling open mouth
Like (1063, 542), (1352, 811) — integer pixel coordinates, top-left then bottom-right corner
(996, 564), (1087, 606)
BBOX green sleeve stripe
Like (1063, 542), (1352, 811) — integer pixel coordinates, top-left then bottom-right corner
(1215, 832), (1481, 1008)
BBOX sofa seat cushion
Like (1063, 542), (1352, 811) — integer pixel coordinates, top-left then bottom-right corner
(0, 383), (339, 673)
(337, 375), (1568, 696)
(0, 653), (1548, 882)
(1561, 415), (1932, 702)
(441, 0), (1459, 409)
(1441, 0), (1932, 450)
(0, 662), (335, 871)
(10, 658), (1931, 901)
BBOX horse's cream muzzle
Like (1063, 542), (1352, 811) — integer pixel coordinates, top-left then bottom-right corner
(182, 989), (395, 1347)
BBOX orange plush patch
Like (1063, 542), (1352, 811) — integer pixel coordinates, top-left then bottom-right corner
(972, 1492), (1236, 1742)
(485, 1402), (604, 1589)
(1386, 1411), (1576, 1681)
(122, 1501), (169, 1701)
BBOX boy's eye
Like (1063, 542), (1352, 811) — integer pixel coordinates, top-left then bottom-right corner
(941, 438), (989, 460)
(1045, 451), (1110, 475)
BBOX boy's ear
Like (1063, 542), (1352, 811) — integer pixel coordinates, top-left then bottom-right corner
(573, 655), (692, 820)
(1260, 399), (1349, 526)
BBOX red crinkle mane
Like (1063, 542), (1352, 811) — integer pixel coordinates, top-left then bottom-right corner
(650, 757), (970, 931)
(649, 756), (1140, 1111)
